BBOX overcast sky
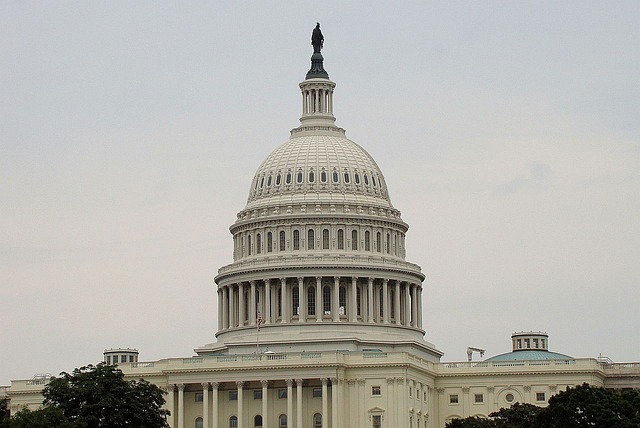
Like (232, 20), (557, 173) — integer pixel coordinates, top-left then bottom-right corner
(1, 2), (639, 385)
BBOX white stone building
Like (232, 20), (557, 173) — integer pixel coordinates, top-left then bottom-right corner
(6, 33), (640, 428)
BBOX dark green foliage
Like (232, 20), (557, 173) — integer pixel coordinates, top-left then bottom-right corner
(8, 407), (72, 428)
(42, 363), (169, 428)
(445, 416), (495, 427)
(490, 402), (543, 428)
(0, 399), (10, 428)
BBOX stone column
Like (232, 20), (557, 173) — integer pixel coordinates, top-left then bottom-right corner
(237, 381), (244, 428)
(332, 277), (340, 321)
(331, 378), (338, 428)
(280, 278), (288, 323)
(357, 379), (365, 428)
(265, 279), (271, 324)
(202, 382), (209, 428)
(177, 384), (185, 428)
(367, 278), (374, 323)
(321, 378), (328, 428)
(222, 286), (229, 329)
(239, 282), (245, 327)
(386, 378), (395, 427)
(397, 378), (407, 427)
(261, 381), (269, 428)
(212, 382), (219, 428)
(286, 379), (293, 428)
(382, 279), (389, 324)
(297, 277), (305, 323)
(315, 277), (322, 322)
(167, 384), (175, 428)
(417, 286), (423, 329)
(350, 277), (357, 322)
(217, 290), (223, 332)
(411, 284), (417, 327)
(487, 386), (495, 414)
(462, 387), (470, 418)
(250, 280), (256, 325)
(296, 379), (303, 428)
(394, 281), (401, 325)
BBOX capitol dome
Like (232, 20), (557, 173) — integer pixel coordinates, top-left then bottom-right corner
(198, 40), (441, 362)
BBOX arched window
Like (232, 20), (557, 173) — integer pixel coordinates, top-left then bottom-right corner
(352, 230), (358, 251)
(309, 170), (315, 183)
(339, 286), (346, 315)
(293, 230), (300, 250)
(322, 229), (329, 250)
(344, 171), (350, 183)
(364, 174), (369, 185)
(275, 173), (281, 186)
(379, 287), (384, 318)
(356, 287), (361, 316)
(354, 173), (360, 184)
(313, 413), (322, 428)
(279, 414), (287, 428)
(230, 416), (238, 428)
(386, 233), (390, 253)
(390, 288), (395, 319)
(337, 229), (344, 250)
(308, 229), (315, 250)
(372, 175), (377, 187)
(321, 170), (327, 183)
(286, 171), (292, 184)
(267, 175), (272, 186)
(308, 286), (316, 316)
(365, 231), (371, 251)
(254, 415), (263, 427)
(256, 233), (261, 254)
(260, 176), (264, 188)
(196, 417), (203, 428)
(292, 287), (299, 316)
(267, 232), (273, 253)
(332, 170), (339, 183)
(279, 231), (286, 251)
(248, 235), (252, 256)
(394, 234), (397, 255)
(323, 286), (331, 314)
(297, 170), (303, 184)
(376, 232), (381, 252)
(240, 236), (244, 257)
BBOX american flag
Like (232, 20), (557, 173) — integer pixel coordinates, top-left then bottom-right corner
(257, 312), (263, 331)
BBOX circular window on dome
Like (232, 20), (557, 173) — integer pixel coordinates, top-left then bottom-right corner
(332, 170), (339, 183)
(297, 170), (303, 184)
(309, 169), (315, 183)
(276, 174), (281, 186)
(354, 173), (360, 184)
(321, 170), (327, 183)
(286, 172), (292, 185)
(364, 174), (369, 185)
(505, 393), (514, 403)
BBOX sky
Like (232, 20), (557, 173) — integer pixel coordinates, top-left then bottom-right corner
(1, 1), (639, 386)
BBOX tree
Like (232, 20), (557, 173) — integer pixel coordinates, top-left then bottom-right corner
(490, 402), (543, 428)
(8, 407), (72, 428)
(538, 383), (640, 428)
(445, 416), (495, 428)
(42, 363), (169, 428)
(0, 399), (10, 428)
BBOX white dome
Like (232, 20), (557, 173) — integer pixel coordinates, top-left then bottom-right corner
(245, 134), (393, 211)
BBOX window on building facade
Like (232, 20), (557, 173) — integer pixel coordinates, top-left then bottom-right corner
(505, 393), (514, 403)
(536, 392), (546, 402)
(267, 232), (273, 252)
(308, 229), (315, 250)
(357, 287), (361, 316)
(278, 389), (287, 399)
(276, 173), (281, 186)
(344, 171), (350, 183)
(254, 415), (263, 427)
(409, 387), (412, 397)
(449, 394), (458, 404)
(279, 415), (287, 428)
(321, 170), (327, 183)
(365, 231), (370, 251)
(277, 288), (282, 317)
(279, 231), (286, 251)
(113, 355), (118, 364)
(354, 173), (360, 184)
(254, 390), (262, 400)
(106, 356), (111, 364)
(352, 230), (358, 250)
(196, 417), (203, 428)
(229, 391), (238, 401)
(312, 388), (322, 398)
(129, 355), (135, 362)
(337, 229), (344, 249)
(386, 233), (390, 253)
(376, 232), (381, 252)
(195, 392), (203, 402)
(313, 413), (322, 428)
(256, 233), (261, 254)
(424, 391), (427, 401)
(230, 416), (238, 428)
(297, 171), (303, 184)
(372, 415), (382, 428)
(474, 394), (484, 403)
(323, 286), (331, 314)
(322, 229), (329, 249)
(292, 287), (299, 315)
(309, 170), (315, 183)
(286, 172), (292, 185)
(293, 230), (300, 250)
(379, 287), (384, 318)
(332, 170), (339, 183)
(308, 287), (316, 316)
(248, 235), (252, 255)
(371, 386), (381, 396)
(339, 286), (346, 314)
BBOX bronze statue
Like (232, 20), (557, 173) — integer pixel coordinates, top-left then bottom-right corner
(312, 22), (324, 53)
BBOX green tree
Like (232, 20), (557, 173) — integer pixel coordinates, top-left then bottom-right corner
(0, 399), (10, 428)
(8, 407), (72, 428)
(445, 416), (495, 428)
(538, 383), (640, 428)
(490, 402), (543, 428)
(42, 363), (169, 428)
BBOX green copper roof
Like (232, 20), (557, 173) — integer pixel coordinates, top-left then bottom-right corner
(486, 350), (573, 361)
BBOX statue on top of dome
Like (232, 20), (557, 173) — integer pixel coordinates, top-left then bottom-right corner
(312, 23), (324, 53)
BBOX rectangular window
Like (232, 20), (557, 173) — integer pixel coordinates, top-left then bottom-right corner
(195, 392), (203, 402)
(409, 387), (412, 397)
(372, 415), (382, 428)
(424, 391), (427, 401)
(449, 394), (459, 404)
(474, 394), (483, 403)
(129, 355), (135, 362)
(313, 388), (322, 398)
(371, 386), (381, 396)
(536, 392), (546, 402)
(278, 389), (287, 399)
(229, 391), (238, 401)
(112, 355), (118, 364)
(106, 356), (111, 364)
(254, 390), (262, 400)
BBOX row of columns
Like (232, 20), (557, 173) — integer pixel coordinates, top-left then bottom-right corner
(167, 378), (340, 428)
(217, 277), (423, 330)
(302, 87), (333, 115)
